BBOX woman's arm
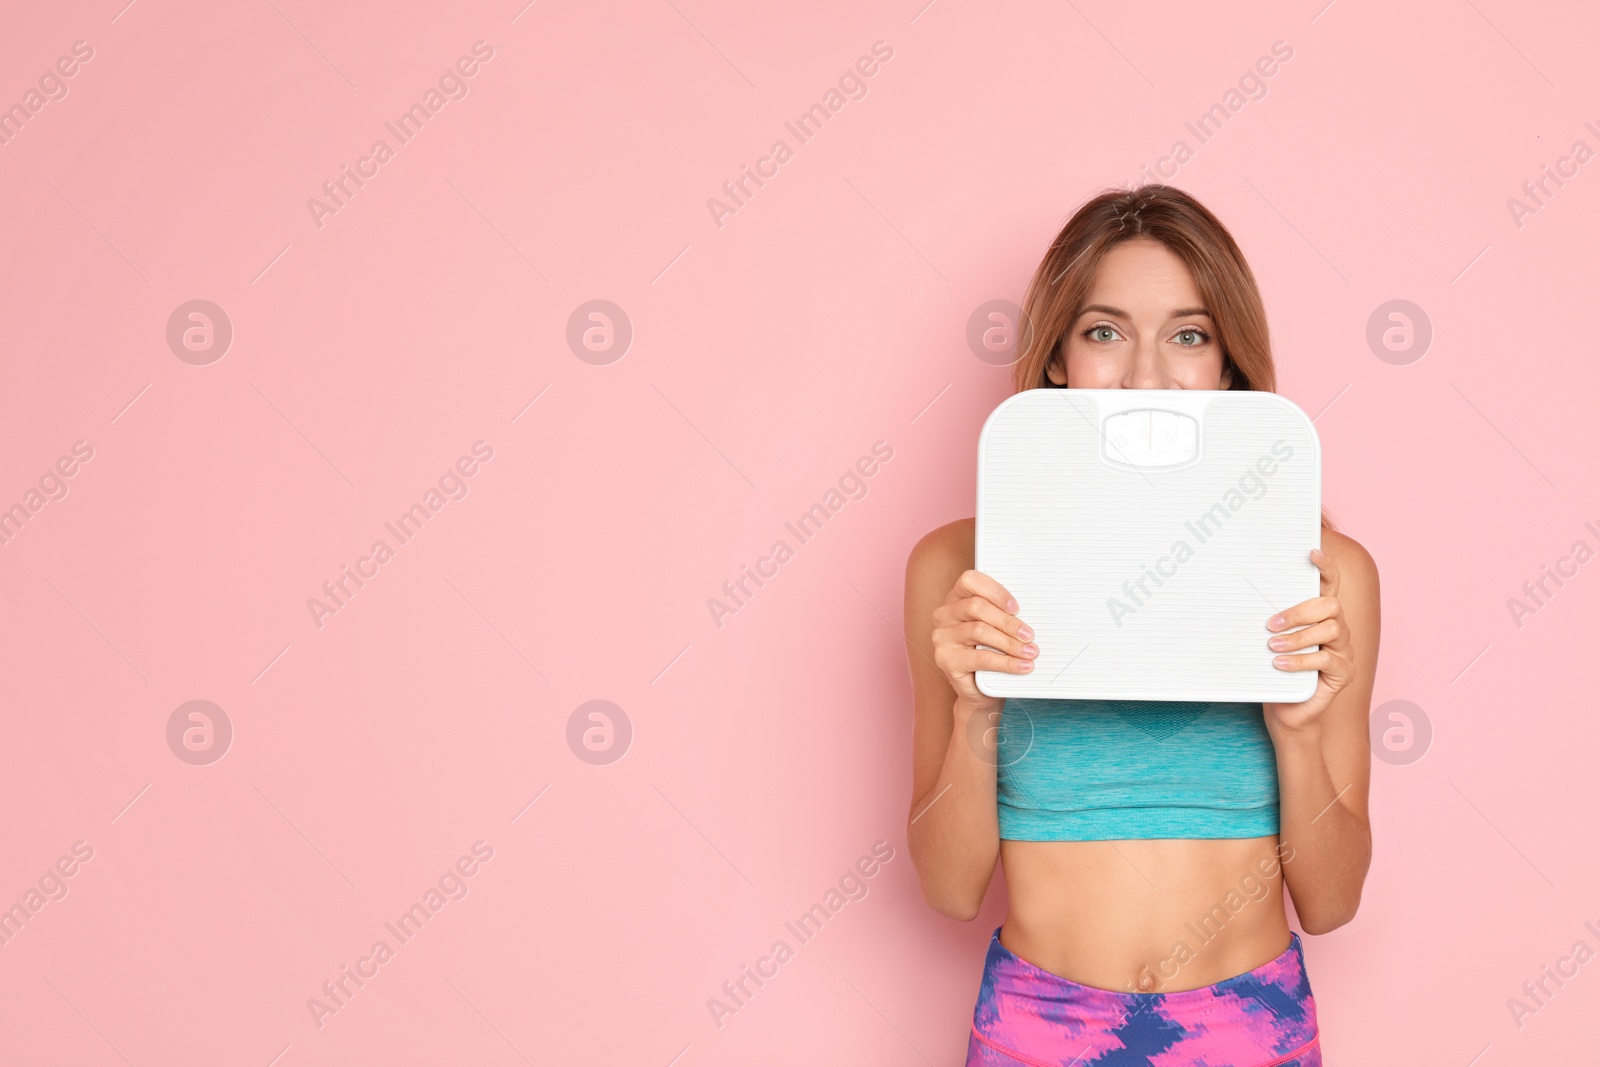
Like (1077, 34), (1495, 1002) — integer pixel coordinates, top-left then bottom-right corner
(1265, 531), (1381, 934)
(902, 521), (1035, 921)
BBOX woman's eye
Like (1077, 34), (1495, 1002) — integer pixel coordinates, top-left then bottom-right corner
(1174, 328), (1211, 347)
(1086, 325), (1120, 343)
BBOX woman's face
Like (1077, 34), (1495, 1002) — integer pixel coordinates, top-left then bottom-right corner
(1046, 236), (1233, 390)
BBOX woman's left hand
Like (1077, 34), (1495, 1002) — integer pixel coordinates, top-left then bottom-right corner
(1262, 546), (1356, 735)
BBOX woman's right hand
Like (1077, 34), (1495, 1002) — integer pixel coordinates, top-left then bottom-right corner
(930, 569), (1038, 707)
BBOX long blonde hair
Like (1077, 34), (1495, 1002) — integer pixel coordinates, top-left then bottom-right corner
(1010, 184), (1336, 531)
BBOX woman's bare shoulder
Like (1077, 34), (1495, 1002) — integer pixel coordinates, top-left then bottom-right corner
(1321, 525), (1378, 583)
(906, 517), (975, 587)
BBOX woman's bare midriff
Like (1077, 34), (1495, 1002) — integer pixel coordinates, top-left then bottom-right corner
(998, 835), (1293, 993)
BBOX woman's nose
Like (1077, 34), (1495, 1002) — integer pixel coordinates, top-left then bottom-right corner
(1126, 345), (1170, 388)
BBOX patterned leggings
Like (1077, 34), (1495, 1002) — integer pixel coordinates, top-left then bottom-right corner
(966, 927), (1321, 1066)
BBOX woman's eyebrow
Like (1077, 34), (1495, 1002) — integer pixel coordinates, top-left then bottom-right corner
(1077, 304), (1213, 319)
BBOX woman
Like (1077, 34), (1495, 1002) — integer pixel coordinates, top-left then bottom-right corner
(903, 184), (1379, 1066)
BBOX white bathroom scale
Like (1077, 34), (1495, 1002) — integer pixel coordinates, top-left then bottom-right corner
(974, 388), (1321, 703)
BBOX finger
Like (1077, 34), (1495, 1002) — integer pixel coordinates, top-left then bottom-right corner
(962, 647), (1035, 674)
(954, 569), (1019, 615)
(1267, 595), (1339, 633)
(959, 619), (1037, 659)
(1271, 647), (1334, 672)
(1310, 546), (1341, 596)
(1267, 617), (1341, 653)
(954, 594), (1034, 642)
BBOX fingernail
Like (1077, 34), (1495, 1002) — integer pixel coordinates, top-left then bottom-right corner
(1018, 625), (1034, 640)
(1018, 661), (1033, 671)
(1268, 615), (1285, 630)
(1022, 644), (1038, 658)
(1007, 598), (1019, 613)
(1269, 636), (1287, 650)
(1273, 655), (1291, 667)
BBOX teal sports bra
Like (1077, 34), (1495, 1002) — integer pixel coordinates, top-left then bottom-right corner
(995, 697), (1280, 841)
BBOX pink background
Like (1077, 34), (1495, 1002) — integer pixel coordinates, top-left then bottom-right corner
(2, 0), (1597, 1062)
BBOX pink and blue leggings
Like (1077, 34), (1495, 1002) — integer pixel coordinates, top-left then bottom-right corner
(966, 927), (1321, 1066)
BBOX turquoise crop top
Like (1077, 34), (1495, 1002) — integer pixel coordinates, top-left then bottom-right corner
(995, 697), (1280, 841)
